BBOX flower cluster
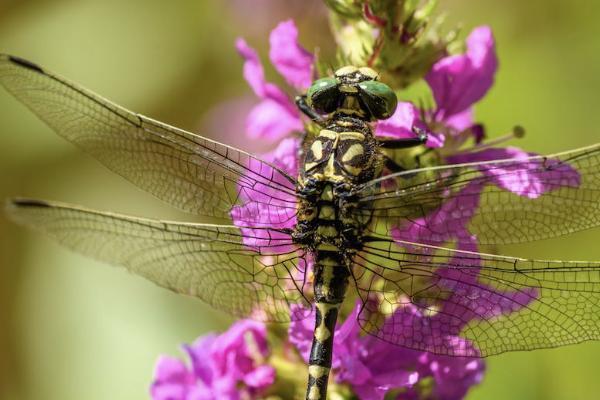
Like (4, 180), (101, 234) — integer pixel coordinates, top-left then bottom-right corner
(151, 6), (581, 400)
(151, 321), (274, 400)
(391, 26), (580, 249)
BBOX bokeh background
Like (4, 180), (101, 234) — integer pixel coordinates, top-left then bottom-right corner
(0, 0), (599, 399)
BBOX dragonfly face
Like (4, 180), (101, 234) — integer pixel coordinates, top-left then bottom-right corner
(3, 54), (600, 400)
(306, 65), (397, 121)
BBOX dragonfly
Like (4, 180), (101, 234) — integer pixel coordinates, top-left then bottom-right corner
(2, 54), (600, 400)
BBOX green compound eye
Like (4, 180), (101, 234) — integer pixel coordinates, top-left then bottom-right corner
(357, 80), (398, 120)
(307, 77), (342, 114)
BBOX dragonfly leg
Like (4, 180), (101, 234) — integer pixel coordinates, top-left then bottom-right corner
(383, 156), (408, 173)
(378, 126), (428, 149)
(296, 95), (326, 126)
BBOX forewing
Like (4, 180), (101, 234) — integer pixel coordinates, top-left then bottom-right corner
(7, 199), (311, 322)
(355, 144), (600, 246)
(352, 238), (600, 356)
(0, 55), (297, 225)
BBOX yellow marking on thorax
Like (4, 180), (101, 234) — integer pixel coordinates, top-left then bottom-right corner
(318, 129), (338, 140)
(311, 172), (345, 182)
(339, 131), (365, 141)
(341, 143), (365, 162)
(305, 162), (318, 171)
(344, 165), (363, 176)
(323, 154), (336, 178)
(336, 120), (355, 128)
(311, 140), (323, 160)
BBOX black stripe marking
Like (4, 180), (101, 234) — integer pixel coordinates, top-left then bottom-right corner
(9, 198), (50, 208)
(8, 55), (44, 74)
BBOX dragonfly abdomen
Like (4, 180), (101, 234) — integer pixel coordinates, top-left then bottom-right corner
(306, 249), (351, 400)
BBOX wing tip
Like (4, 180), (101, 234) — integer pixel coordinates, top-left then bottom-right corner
(2, 55), (45, 74)
(6, 198), (51, 210)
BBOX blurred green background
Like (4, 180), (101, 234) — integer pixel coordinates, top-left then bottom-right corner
(0, 0), (599, 399)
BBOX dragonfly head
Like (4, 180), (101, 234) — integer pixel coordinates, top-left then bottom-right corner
(306, 65), (398, 121)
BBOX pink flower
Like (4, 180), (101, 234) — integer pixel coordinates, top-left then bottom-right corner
(426, 26), (497, 133)
(150, 320), (275, 400)
(385, 28), (579, 373)
(392, 26), (581, 246)
(374, 26), (497, 147)
(230, 22), (581, 400)
(231, 20), (310, 241)
(269, 20), (314, 90)
(375, 102), (445, 148)
(447, 147), (581, 198)
(237, 20), (314, 142)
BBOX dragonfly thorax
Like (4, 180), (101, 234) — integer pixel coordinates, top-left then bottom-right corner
(295, 125), (378, 253)
(303, 129), (379, 182)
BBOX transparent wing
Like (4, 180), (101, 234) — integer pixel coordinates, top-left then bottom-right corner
(7, 198), (311, 322)
(0, 55), (297, 225)
(351, 237), (600, 357)
(355, 144), (600, 246)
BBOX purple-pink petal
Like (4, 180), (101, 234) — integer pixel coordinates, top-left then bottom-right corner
(448, 147), (581, 198)
(151, 356), (195, 400)
(375, 102), (445, 149)
(392, 181), (483, 247)
(231, 137), (300, 249)
(375, 102), (417, 139)
(288, 304), (314, 362)
(426, 26), (497, 121)
(417, 354), (485, 400)
(151, 320), (274, 400)
(236, 38), (269, 98)
(185, 335), (217, 383)
(269, 19), (314, 90)
(444, 107), (475, 132)
(236, 37), (302, 141)
(245, 98), (304, 141)
(243, 365), (276, 388)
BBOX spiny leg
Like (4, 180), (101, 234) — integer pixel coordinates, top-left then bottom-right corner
(377, 126), (428, 149)
(380, 127), (431, 173)
(296, 95), (326, 126)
